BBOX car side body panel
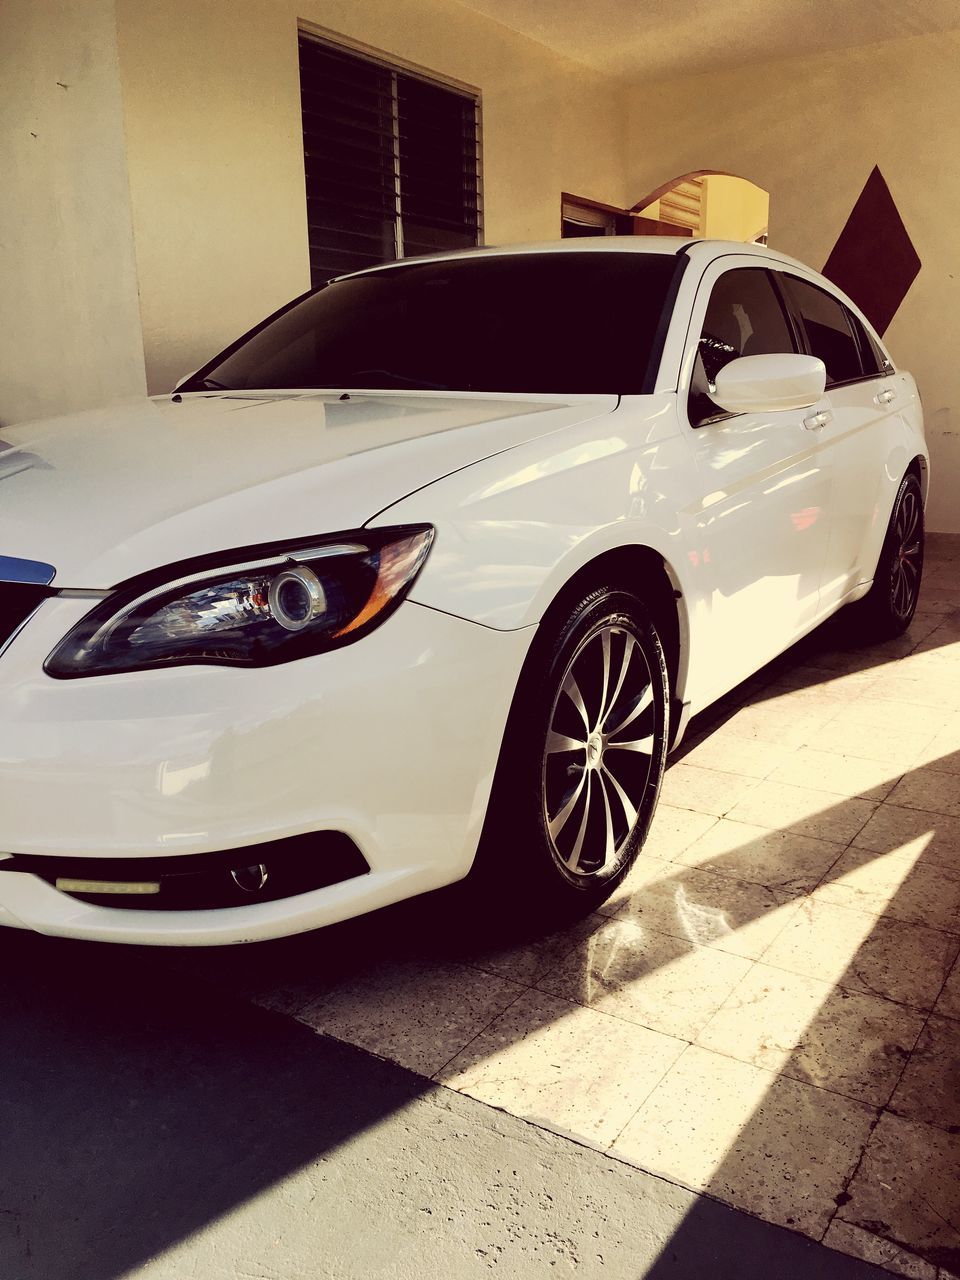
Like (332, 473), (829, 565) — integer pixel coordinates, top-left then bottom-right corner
(374, 245), (928, 723)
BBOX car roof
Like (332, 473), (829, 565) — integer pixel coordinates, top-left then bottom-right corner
(334, 236), (815, 280)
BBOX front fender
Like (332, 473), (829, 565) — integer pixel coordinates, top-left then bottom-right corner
(367, 396), (699, 710)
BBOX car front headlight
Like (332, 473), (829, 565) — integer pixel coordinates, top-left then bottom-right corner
(45, 526), (434, 677)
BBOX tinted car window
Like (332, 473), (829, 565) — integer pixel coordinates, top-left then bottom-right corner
(782, 276), (863, 386)
(689, 267), (797, 427)
(182, 253), (680, 396)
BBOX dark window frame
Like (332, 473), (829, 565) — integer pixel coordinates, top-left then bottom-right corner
(864, 324), (897, 378)
(298, 30), (483, 288)
(777, 272), (886, 390)
(843, 306), (885, 378)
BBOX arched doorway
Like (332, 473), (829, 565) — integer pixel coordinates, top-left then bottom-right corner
(631, 171), (769, 243)
(560, 172), (770, 243)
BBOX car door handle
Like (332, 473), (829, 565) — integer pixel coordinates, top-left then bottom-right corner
(803, 410), (832, 431)
(875, 387), (896, 405)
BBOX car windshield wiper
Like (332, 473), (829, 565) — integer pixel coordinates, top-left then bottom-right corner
(194, 376), (232, 391)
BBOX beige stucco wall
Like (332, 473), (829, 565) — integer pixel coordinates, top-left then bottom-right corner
(0, 0), (146, 425)
(622, 29), (960, 533)
(114, 0), (628, 395)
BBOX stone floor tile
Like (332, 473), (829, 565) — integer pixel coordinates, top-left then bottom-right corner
(437, 987), (685, 1147)
(897, 643), (960, 673)
(914, 721), (960, 775)
(761, 675), (862, 703)
(823, 1220), (938, 1280)
(814, 844), (960, 934)
(600, 850), (678, 915)
(676, 818), (845, 894)
(536, 915), (752, 1042)
(923, 554), (960, 574)
(677, 729), (794, 779)
(769, 747), (903, 801)
(609, 862), (803, 960)
(910, 596), (959, 617)
(720, 703), (837, 750)
(762, 898), (960, 1012)
(613, 1045), (875, 1237)
(460, 912), (607, 985)
(271, 958), (525, 1076)
(726, 779), (878, 845)
(889, 1014), (960, 1129)
(837, 1111), (960, 1275)
(887, 769), (960, 819)
(873, 674), (960, 712)
(771, 663), (884, 695)
(659, 762), (761, 818)
(918, 588), (960, 612)
(911, 640), (960, 671)
(853, 805), (960, 872)
(808, 718), (936, 768)
(896, 610), (951, 646)
(934, 954), (960, 1021)
(837, 696), (951, 737)
(697, 963), (924, 1106)
(635, 802), (718, 863)
(924, 534), (960, 557)
(745, 687), (852, 728)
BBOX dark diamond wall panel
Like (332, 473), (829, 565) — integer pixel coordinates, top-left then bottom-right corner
(821, 166), (920, 336)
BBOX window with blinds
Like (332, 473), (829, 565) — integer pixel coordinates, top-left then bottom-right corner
(298, 33), (482, 287)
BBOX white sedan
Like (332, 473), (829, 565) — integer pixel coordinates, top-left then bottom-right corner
(0, 238), (927, 945)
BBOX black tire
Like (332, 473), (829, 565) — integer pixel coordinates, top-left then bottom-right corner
(470, 585), (670, 921)
(851, 472), (925, 641)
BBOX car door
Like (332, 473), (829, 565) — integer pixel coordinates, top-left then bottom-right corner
(681, 259), (832, 701)
(777, 272), (891, 610)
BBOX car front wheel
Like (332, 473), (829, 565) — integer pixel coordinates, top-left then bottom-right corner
(473, 585), (670, 919)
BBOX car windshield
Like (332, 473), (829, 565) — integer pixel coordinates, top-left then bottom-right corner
(182, 252), (680, 396)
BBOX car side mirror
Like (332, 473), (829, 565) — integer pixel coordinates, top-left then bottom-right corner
(711, 354), (827, 415)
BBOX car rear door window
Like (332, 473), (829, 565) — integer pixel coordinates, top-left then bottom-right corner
(842, 307), (892, 379)
(689, 267), (797, 427)
(782, 276), (865, 387)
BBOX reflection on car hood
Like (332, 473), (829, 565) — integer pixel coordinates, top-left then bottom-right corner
(0, 390), (616, 586)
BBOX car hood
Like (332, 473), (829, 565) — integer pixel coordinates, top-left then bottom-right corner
(0, 390), (616, 586)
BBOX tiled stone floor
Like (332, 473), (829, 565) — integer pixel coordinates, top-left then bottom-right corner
(190, 533), (960, 1279)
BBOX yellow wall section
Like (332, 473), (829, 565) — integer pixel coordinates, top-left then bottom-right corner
(621, 29), (960, 532)
(114, 0), (628, 395)
(701, 175), (768, 243)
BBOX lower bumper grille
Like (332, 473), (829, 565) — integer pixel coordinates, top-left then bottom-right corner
(0, 832), (369, 911)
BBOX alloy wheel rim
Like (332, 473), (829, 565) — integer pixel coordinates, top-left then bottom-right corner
(891, 488), (922, 620)
(542, 624), (656, 880)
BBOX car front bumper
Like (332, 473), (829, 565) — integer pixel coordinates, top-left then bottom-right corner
(0, 597), (531, 945)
